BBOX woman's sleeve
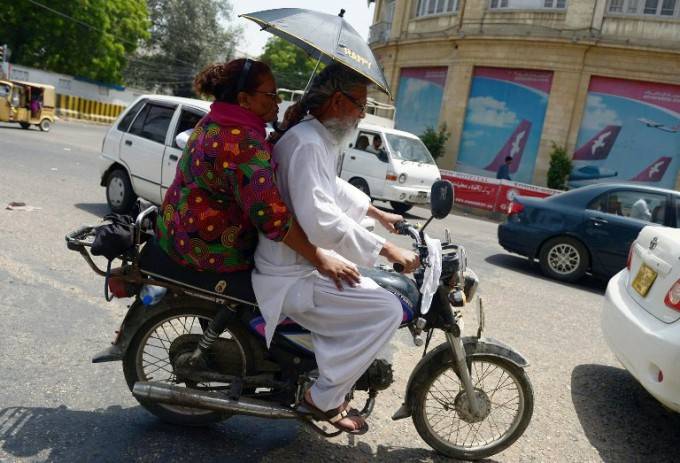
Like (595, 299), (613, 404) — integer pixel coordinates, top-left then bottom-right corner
(233, 144), (292, 242)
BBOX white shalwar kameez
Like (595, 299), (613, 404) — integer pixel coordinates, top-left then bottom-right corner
(252, 116), (402, 412)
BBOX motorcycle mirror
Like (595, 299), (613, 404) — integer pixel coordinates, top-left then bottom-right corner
(430, 180), (454, 219)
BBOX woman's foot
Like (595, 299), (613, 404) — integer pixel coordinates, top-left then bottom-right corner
(303, 389), (367, 433)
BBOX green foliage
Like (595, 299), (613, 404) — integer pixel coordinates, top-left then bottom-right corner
(547, 143), (572, 190)
(419, 124), (450, 161)
(260, 37), (321, 90)
(0, 0), (149, 84)
(124, 0), (242, 96)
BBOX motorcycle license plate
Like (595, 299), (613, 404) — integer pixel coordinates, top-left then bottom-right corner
(632, 263), (657, 297)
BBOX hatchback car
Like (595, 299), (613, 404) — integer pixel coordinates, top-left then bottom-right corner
(498, 183), (680, 282)
(602, 225), (680, 412)
(99, 95), (210, 213)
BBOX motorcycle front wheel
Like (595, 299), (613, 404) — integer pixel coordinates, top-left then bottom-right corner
(123, 299), (254, 426)
(411, 353), (533, 460)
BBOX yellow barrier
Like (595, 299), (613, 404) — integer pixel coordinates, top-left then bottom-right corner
(55, 93), (126, 124)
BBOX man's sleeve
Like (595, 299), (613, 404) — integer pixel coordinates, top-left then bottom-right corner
(335, 176), (370, 223)
(287, 143), (385, 267)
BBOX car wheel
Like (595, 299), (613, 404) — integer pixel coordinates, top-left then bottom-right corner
(539, 236), (589, 282)
(349, 177), (370, 197)
(390, 201), (413, 214)
(106, 169), (136, 214)
(39, 119), (52, 132)
(20, 122), (30, 130)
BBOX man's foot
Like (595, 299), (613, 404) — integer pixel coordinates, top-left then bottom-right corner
(302, 389), (368, 434)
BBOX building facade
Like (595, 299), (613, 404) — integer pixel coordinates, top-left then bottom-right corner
(369, 0), (680, 189)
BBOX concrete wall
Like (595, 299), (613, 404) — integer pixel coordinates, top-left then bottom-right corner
(3, 63), (146, 123)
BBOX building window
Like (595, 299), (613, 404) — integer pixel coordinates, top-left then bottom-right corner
(490, 0), (566, 9)
(608, 0), (679, 16)
(11, 69), (29, 81)
(416, 0), (459, 17)
(58, 78), (71, 90)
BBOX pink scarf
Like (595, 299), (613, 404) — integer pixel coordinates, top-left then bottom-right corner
(209, 102), (267, 142)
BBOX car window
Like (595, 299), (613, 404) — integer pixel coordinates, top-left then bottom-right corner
(353, 131), (376, 152)
(129, 103), (176, 144)
(117, 99), (146, 132)
(0, 84), (10, 97)
(588, 190), (667, 224)
(173, 109), (204, 148)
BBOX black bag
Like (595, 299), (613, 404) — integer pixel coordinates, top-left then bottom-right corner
(91, 213), (137, 261)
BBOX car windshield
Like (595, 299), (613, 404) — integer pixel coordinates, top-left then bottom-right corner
(384, 133), (436, 164)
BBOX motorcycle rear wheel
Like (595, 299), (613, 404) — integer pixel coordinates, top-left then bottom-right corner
(411, 353), (533, 460)
(123, 300), (255, 426)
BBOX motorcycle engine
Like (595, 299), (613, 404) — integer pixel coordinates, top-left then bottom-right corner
(355, 359), (393, 391)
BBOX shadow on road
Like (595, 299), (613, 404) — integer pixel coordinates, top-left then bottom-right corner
(484, 253), (607, 294)
(0, 404), (496, 462)
(74, 202), (110, 218)
(571, 364), (680, 462)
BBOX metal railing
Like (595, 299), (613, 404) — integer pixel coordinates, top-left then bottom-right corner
(369, 21), (392, 44)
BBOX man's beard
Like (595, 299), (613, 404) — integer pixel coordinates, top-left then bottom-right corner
(323, 116), (359, 144)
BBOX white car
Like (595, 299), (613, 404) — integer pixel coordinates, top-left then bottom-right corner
(98, 94), (377, 231)
(602, 225), (680, 412)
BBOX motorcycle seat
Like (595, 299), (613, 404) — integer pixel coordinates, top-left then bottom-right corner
(138, 239), (257, 305)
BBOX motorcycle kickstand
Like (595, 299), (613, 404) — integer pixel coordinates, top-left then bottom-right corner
(445, 332), (483, 417)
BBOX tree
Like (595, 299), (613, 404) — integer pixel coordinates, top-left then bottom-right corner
(260, 37), (320, 90)
(419, 124), (450, 161)
(0, 0), (149, 84)
(547, 143), (572, 190)
(124, 0), (242, 96)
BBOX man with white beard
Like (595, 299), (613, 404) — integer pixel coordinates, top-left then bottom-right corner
(252, 63), (420, 434)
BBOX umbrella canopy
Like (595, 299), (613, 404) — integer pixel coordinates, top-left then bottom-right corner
(240, 8), (391, 97)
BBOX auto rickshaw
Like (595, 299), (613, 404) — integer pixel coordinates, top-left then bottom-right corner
(0, 80), (55, 132)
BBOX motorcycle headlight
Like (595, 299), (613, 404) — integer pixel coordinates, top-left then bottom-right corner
(398, 173), (408, 184)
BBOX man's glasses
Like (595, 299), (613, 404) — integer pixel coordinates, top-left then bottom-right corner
(340, 90), (367, 114)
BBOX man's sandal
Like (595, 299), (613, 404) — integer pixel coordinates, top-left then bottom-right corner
(298, 395), (369, 435)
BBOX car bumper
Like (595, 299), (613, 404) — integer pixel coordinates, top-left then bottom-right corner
(497, 221), (540, 258)
(602, 270), (680, 412)
(380, 185), (430, 204)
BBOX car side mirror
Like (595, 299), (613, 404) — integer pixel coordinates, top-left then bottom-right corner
(430, 180), (454, 219)
(175, 129), (192, 150)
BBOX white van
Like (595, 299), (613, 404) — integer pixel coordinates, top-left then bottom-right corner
(339, 123), (441, 214)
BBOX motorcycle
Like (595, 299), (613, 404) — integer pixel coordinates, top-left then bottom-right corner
(65, 180), (533, 460)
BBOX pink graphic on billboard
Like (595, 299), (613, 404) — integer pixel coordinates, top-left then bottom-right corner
(473, 67), (554, 94)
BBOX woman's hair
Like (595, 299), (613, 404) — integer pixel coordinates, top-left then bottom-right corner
(194, 58), (271, 103)
(283, 63), (369, 129)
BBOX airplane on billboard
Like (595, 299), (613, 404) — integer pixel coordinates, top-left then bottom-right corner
(637, 118), (680, 133)
(572, 125), (621, 161)
(483, 119), (532, 174)
(569, 165), (618, 182)
(630, 156), (672, 182)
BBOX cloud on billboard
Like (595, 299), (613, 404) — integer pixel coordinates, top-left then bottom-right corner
(467, 96), (519, 128)
(400, 78), (430, 110)
(582, 95), (622, 131)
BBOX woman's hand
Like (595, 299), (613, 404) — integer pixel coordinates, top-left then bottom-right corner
(315, 251), (361, 290)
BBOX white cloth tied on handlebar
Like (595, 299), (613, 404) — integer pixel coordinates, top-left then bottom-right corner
(419, 234), (442, 315)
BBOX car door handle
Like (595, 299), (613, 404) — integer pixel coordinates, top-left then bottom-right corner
(350, 156), (356, 160)
(169, 154), (178, 161)
(124, 140), (132, 146)
(590, 217), (608, 226)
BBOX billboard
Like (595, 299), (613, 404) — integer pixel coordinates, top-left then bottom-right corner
(570, 76), (680, 189)
(456, 67), (553, 184)
(394, 67), (447, 136)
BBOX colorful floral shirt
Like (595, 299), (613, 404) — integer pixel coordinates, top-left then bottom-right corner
(156, 102), (292, 272)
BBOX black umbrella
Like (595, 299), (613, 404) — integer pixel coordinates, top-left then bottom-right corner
(240, 8), (391, 97)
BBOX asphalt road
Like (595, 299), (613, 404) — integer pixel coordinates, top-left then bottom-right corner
(1, 120), (679, 463)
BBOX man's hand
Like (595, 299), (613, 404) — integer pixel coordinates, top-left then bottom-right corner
(368, 205), (403, 234)
(315, 251), (361, 290)
(380, 242), (420, 273)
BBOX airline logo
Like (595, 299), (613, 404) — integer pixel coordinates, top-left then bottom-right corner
(572, 125), (621, 161)
(630, 156), (672, 182)
(484, 119), (532, 174)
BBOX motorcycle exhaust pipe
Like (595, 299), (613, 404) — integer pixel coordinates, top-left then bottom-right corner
(132, 381), (298, 420)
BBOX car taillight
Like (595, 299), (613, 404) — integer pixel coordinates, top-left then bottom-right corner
(626, 243), (634, 270)
(507, 201), (524, 216)
(664, 279), (680, 312)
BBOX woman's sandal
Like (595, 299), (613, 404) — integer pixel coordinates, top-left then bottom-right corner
(298, 395), (369, 435)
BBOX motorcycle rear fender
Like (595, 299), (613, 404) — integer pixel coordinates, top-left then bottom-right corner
(92, 299), (180, 363)
(392, 336), (529, 420)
